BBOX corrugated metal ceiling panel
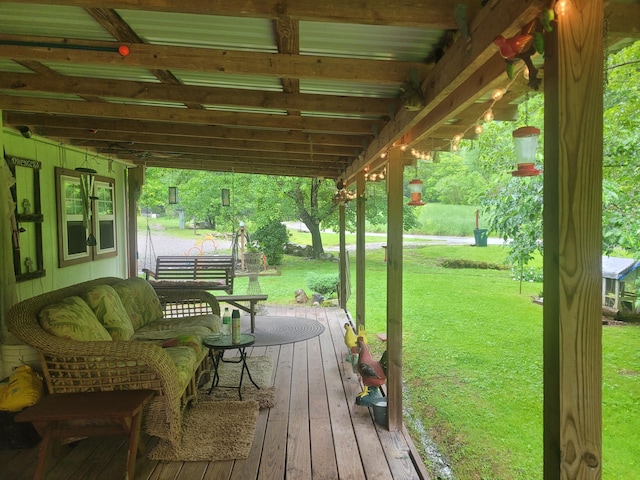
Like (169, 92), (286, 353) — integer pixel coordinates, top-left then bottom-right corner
(0, 59), (32, 73)
(301, 111), (385, 121)
(102, 97), (187, 108)
(0, 2), (113, 41)
(300, 79), (400, 98)
(0, 89), (83, 101)
(299, 21), (442, 61)
(43, 62), (160, 83)
(172, 70), (283, 91)
(203, 105), (287, 115)
(117, 9), (277, 52)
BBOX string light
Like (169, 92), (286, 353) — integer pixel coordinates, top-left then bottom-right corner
(491, 88), (505, 101)
(483, 109), (495, 122)
(555, 0), (568, 16)
(444, 65), (525, 153)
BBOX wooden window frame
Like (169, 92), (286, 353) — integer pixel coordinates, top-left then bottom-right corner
(55, 167), (117, 268)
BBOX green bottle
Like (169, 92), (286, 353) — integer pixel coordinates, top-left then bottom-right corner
(232, 309), (241, 344)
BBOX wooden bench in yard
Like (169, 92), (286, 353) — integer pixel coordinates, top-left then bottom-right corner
(217, 294), (268, 333)
(143, 255), (235, 294)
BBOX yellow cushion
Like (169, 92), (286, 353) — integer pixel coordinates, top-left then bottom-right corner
(38, 296), (112, 341)
(112, 278), (163, 331)
(82, 285), (135, 341)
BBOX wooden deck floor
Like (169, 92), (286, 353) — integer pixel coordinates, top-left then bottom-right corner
(1, 306), (428, 480)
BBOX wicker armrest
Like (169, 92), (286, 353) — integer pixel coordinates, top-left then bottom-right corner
(154, 288), (221, 317)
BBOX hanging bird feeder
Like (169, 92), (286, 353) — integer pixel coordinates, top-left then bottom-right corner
(407, 179), (425, 206)
(511, 126), (541, 176)
(168, 186), (178, 204)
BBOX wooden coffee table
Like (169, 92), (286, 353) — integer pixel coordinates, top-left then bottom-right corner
(15, 390), (154, 480)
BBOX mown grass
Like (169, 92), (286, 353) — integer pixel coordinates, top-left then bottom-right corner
(412, 203), (488, 236)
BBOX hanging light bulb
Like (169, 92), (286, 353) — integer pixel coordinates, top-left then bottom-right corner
(484, 109), (494, 122)
(474, 124), (484, 135)
(452, 144), (459, 152)
(425, 152), (432, 161)
(453, 134), (463, 144)
(492, 89), (505, 101)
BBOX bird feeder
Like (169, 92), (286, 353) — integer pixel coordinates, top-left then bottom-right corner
(511, 126), (541, 176)
(407, 179), (425, 206)
(168, 186), (178, 204)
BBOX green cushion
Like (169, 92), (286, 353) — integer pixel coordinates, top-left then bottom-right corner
(112, 278), (163, 331)
(162, 346), (199, 392)
(82, 285), (135, 341)
(39, 296), (112, 341)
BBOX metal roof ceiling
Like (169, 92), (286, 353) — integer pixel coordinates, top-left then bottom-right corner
(0, 1), (637, 180)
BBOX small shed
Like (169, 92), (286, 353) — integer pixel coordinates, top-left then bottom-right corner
(602, 256), (640, 313)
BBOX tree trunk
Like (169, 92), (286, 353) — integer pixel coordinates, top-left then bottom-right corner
(308, 221), (324, 258)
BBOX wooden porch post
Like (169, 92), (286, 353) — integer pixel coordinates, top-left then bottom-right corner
(338, 200), (347, 310)
(387, 145), (403, 431)
(356, 171), (366, 326)
(543, 1), (603, 478)
(126, 166), (144, 279)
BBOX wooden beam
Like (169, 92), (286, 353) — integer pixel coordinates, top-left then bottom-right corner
(0, 73), (397, 116)
(543, 1), (603, 478)
(0, 97), (381, 135)
(0, 34), (430, 84)
(4, 112), (370, 147)
(342, 0), (549, 181)
(338, 202), (347, 310)
(3, 0), (478, 28)
(39, 127), (357, 156)
(128, 156), (340, 178)
(356, 171), (366, 328)
(386, 145), (403, 431)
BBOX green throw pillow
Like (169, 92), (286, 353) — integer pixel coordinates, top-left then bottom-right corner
(112, 277), (163, 331)
(39, 296), (112, 341)
(82, 285), (135, 341)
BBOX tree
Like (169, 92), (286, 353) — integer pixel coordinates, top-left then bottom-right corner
(602, 41), (640, 254)
(283, 177), (337, 258)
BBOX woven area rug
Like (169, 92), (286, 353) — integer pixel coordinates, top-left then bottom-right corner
(148, 356), (274, 462)
(245, 316), (325, 346)
(200, 355), (275, 408)
(147, 400), (259, 461)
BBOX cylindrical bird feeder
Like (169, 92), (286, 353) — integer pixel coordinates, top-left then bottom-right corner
(511, 126), (541, 176)
(407, 179), (425, 206)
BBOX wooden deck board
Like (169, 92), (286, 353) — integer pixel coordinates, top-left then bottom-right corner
(307, 335), (340, 480)
(286, 340), (312, 479)
(3, 307), (428, 480)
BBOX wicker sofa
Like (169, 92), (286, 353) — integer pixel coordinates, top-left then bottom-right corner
(6, 277), (221, 443)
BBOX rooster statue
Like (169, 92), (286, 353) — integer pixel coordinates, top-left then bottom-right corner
(344, 322), (368, 366)
(343, 322), (358, 364)
(355, 336), (386, 406)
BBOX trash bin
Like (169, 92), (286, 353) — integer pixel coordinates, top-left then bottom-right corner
(371, 398), (388, 428)
(474, 228), (488, 247)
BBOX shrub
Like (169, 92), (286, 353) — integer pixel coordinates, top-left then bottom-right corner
(306, 272), (339, 296)
(252, 219), (290, 265)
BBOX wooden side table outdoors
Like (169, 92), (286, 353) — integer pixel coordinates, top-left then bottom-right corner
(15, 390), (154, 480)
